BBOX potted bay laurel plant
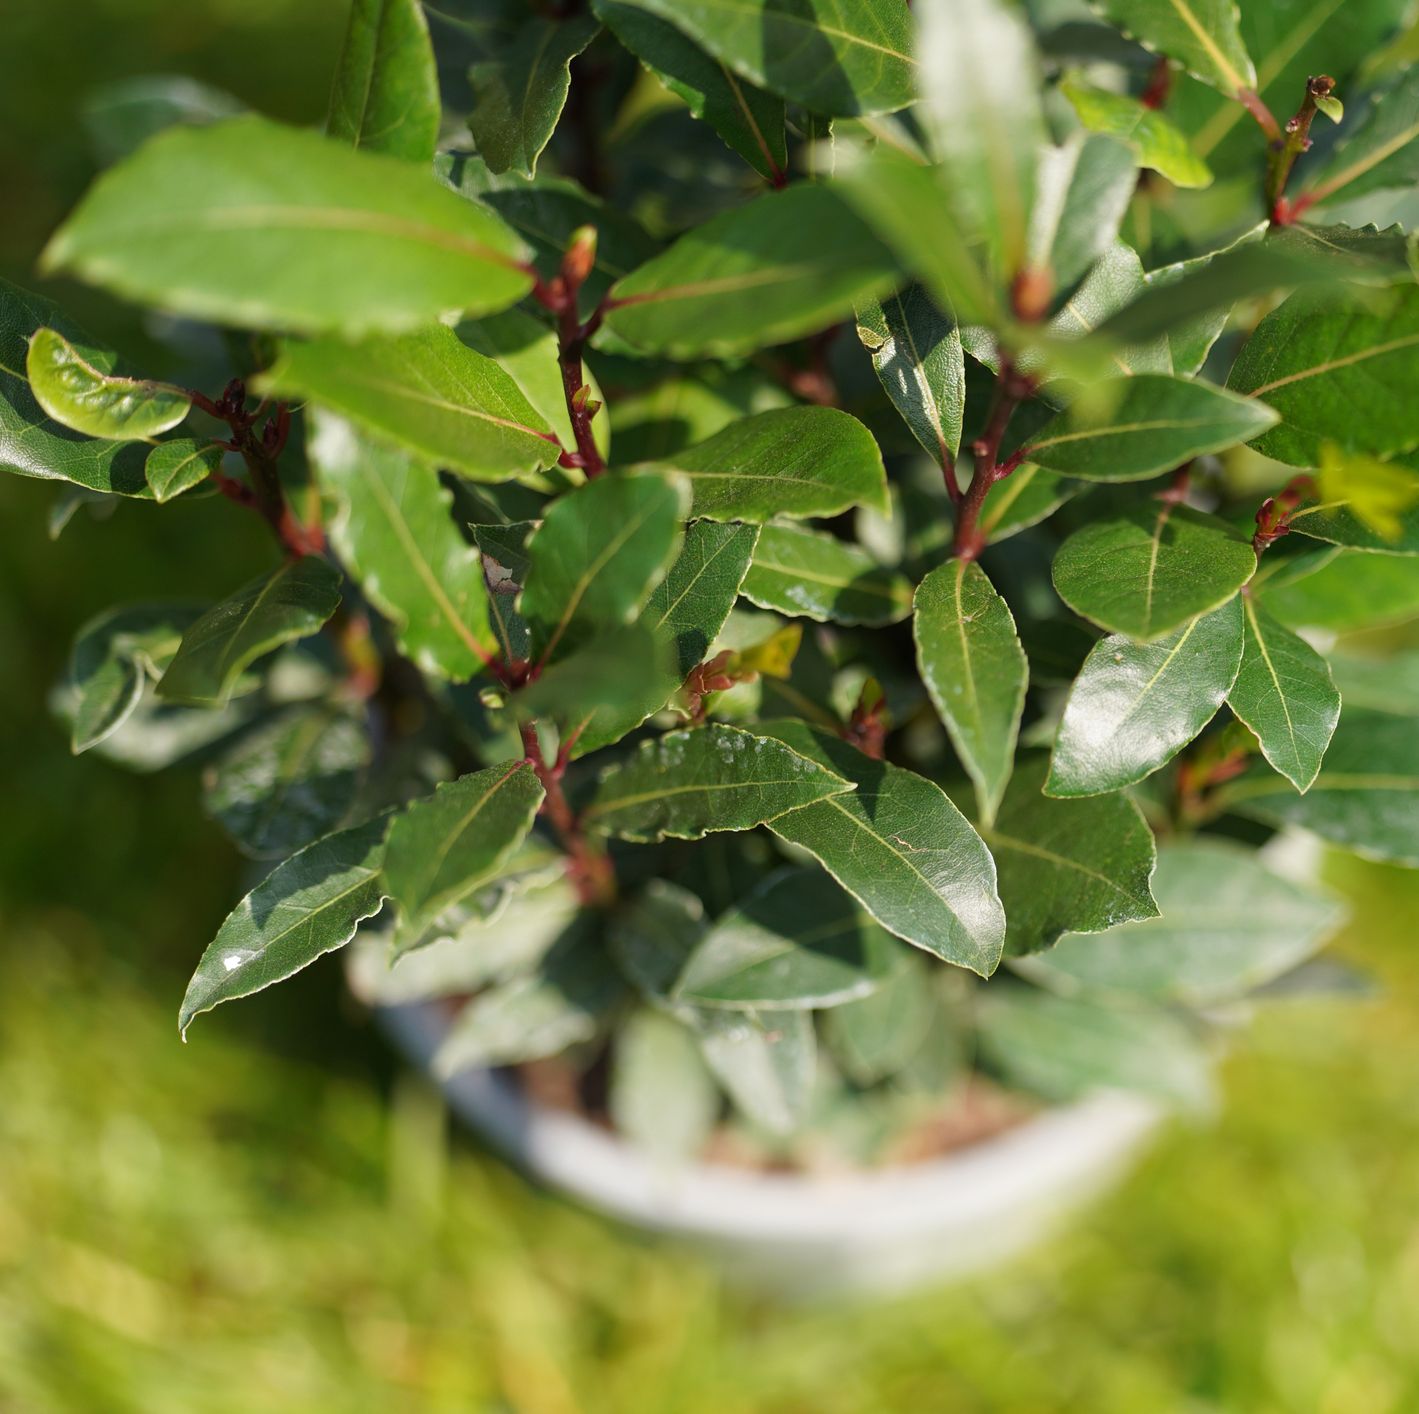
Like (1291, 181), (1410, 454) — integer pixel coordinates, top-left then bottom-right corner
(10, 0), (1419, 1293)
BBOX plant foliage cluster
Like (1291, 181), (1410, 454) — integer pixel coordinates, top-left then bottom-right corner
(9, 0), (1419, 1162)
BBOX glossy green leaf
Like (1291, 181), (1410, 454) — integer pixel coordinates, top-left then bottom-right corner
(594, 0), (786, 180)
(582, 723), (854, 843)
(1227, 286), (1419, 466)
(467, 14), (599, 177)
(978, 755), (1158, 956)
(674, 868), (903, 1010)
(639, 406), (887, 523)
(1046, 596), (1244, 797)
(609, 1007), (720, 1160)
(567, 519), (759, 758)
(1023, 374), (1279, 481)
(605, 0), (915, 116)
(156, 557), (342, 707)
(1258, 549), (1419, 631)
(327, 0), (440, 163)
(384, 761), (545, 945)
(1052, 502), (1255, 641)
(26, 326), (188, 441)
(1227, 596), (1341, 792)
(1094, 0), (1255, 96)
(1061, 77), (1213, 188)
(65, 603), (198, 754)
(1044, 240), (1172, 379)
(741, 524), (912, 627)
(1026, 134), (1139, 295)
(261, 325), (559, 481)
(977, 465), (1081, 544)
(42, 117), (532, 336)
(756, 720), (1007, 976)
(914, 559), (1027, 825)
(511, 624), (672, 724)
(1139, 230), (1263, 377)
(977, 985), (1212, 1108)
(1304, 68), (1419, 206)
(821, 952), (936, 1086)
(144, 439), (222, 503)
(203, 706), (370, 858)
(178, 813), (390, 1037)
(519, 471), (689, 663)
(856, 284), (965, 465)
(918, 0), (1045, 274)
(602, 184), (898, 358)
(696, 1007), (816, 1136)
(1020, 839), (1345, 1005)
(1224, 708), (1419, 866)
(311, 414), (498, 681)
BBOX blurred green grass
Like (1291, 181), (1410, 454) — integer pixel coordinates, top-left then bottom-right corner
(3, 6), (1419, 1410)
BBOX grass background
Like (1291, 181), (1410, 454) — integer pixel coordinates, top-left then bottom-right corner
(2, 5), (1418, 1409)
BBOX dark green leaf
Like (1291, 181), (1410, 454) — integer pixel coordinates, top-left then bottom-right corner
(312, 414), (498, 680)
(1223, 708), (1419, 866)
(914, 559), (1028, 824)
(512, 624), (672, 723)
(582, 723), (854, 843)
(1046, 596), (1243, 797)
(261, 325), (559, 481)
(1022, 374), (1279, 482)
(674, 867), (904, 1010)
(327, 0), (440, 163)
(383, 760), (545, 945)
(1019, 839), (1345, 1005)
(1061, 77), (1213, 188)
(696, 1007), (816, 1136)
(1258, 547), (1419, 631)
(977, 464), (1082, 544)
(1094, 0), (1254, 96)
(741, 523), (912, 627)
(978, 755), (1158, 956)
(602, 184), (898, 358)
(519, 470), (689, 662)
(638, 406), (888, 522)
(822, 952), (936, 1085)
(145, 439), (222, 503)
(756, 720), (1007, 975)
(1051, 502), (1255, 641)
(82, 75), (244, 166)
(156, 557), (342, 707)
(178, 813), (390, 1037)
(42, 117), (533, 336)
(1227, 596), (1341, 792)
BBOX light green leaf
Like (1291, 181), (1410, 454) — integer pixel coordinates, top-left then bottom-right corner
(977, 755), (1159, 956)
(310, 414), (497, 680)
(1061, 77), (1213, 188)
(519, 470), (689, 663)
(1046, 595), (1244, 797)
(156, 557), (343, 707)
(1299, 443), (1419, 550)
(639, 406), (887, 523)
(1052, 502), (1255, 641)
(327, 0), (440, 163)
(856, 284), (965, 465)
(603, 0), (915, 116)
(609, 879), (707, 1004)
(741, 523), (912, 627)
(1304, 68), (1419, 206)
(822, 952), (936, 1086)
(384, 761), (545, 945)
(1227, 285), (1419, 466)
(594, 0), (786, 180)
(977, 464), (1082, 544)
(1026, 134), (1139, 295)
(26, 326), (189, 441)
(1019, 839), (1345, 1005)
(609, 1007), (720, 1160)
(914, 559), (1027, 825)
(1095, 0), (1255, 96)
(179, 813), (390, 1038)
(1223, 708), (1419, 866)
(756, 720), (1007, 976)
(603, 184), (898, 358)
(567, 519), (760, 758)
(145, 439), (222, 503)
(696, 1007), (816, 1136)
(583, 723), (854, 843)
(467, 14), (599, 178)
(1227, 596), (1341, 792)
(1257, 548), (1419, 631)
(203, 706), (370, 859)
(261, 325), (560, 482)
(65, 603), (199, 754)
(42, 117), (533, 337)
(918, 0), (1045, 274)
(1023, 374), (1279, 481)
(674, 867), (904, 1010)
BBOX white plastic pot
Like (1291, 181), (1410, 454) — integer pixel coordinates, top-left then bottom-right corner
(376, 1000), (1159, 1301)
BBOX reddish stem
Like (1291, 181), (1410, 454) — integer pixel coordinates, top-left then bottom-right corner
(519, 720), (615, 906)
(953, 362), (1033, 561)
